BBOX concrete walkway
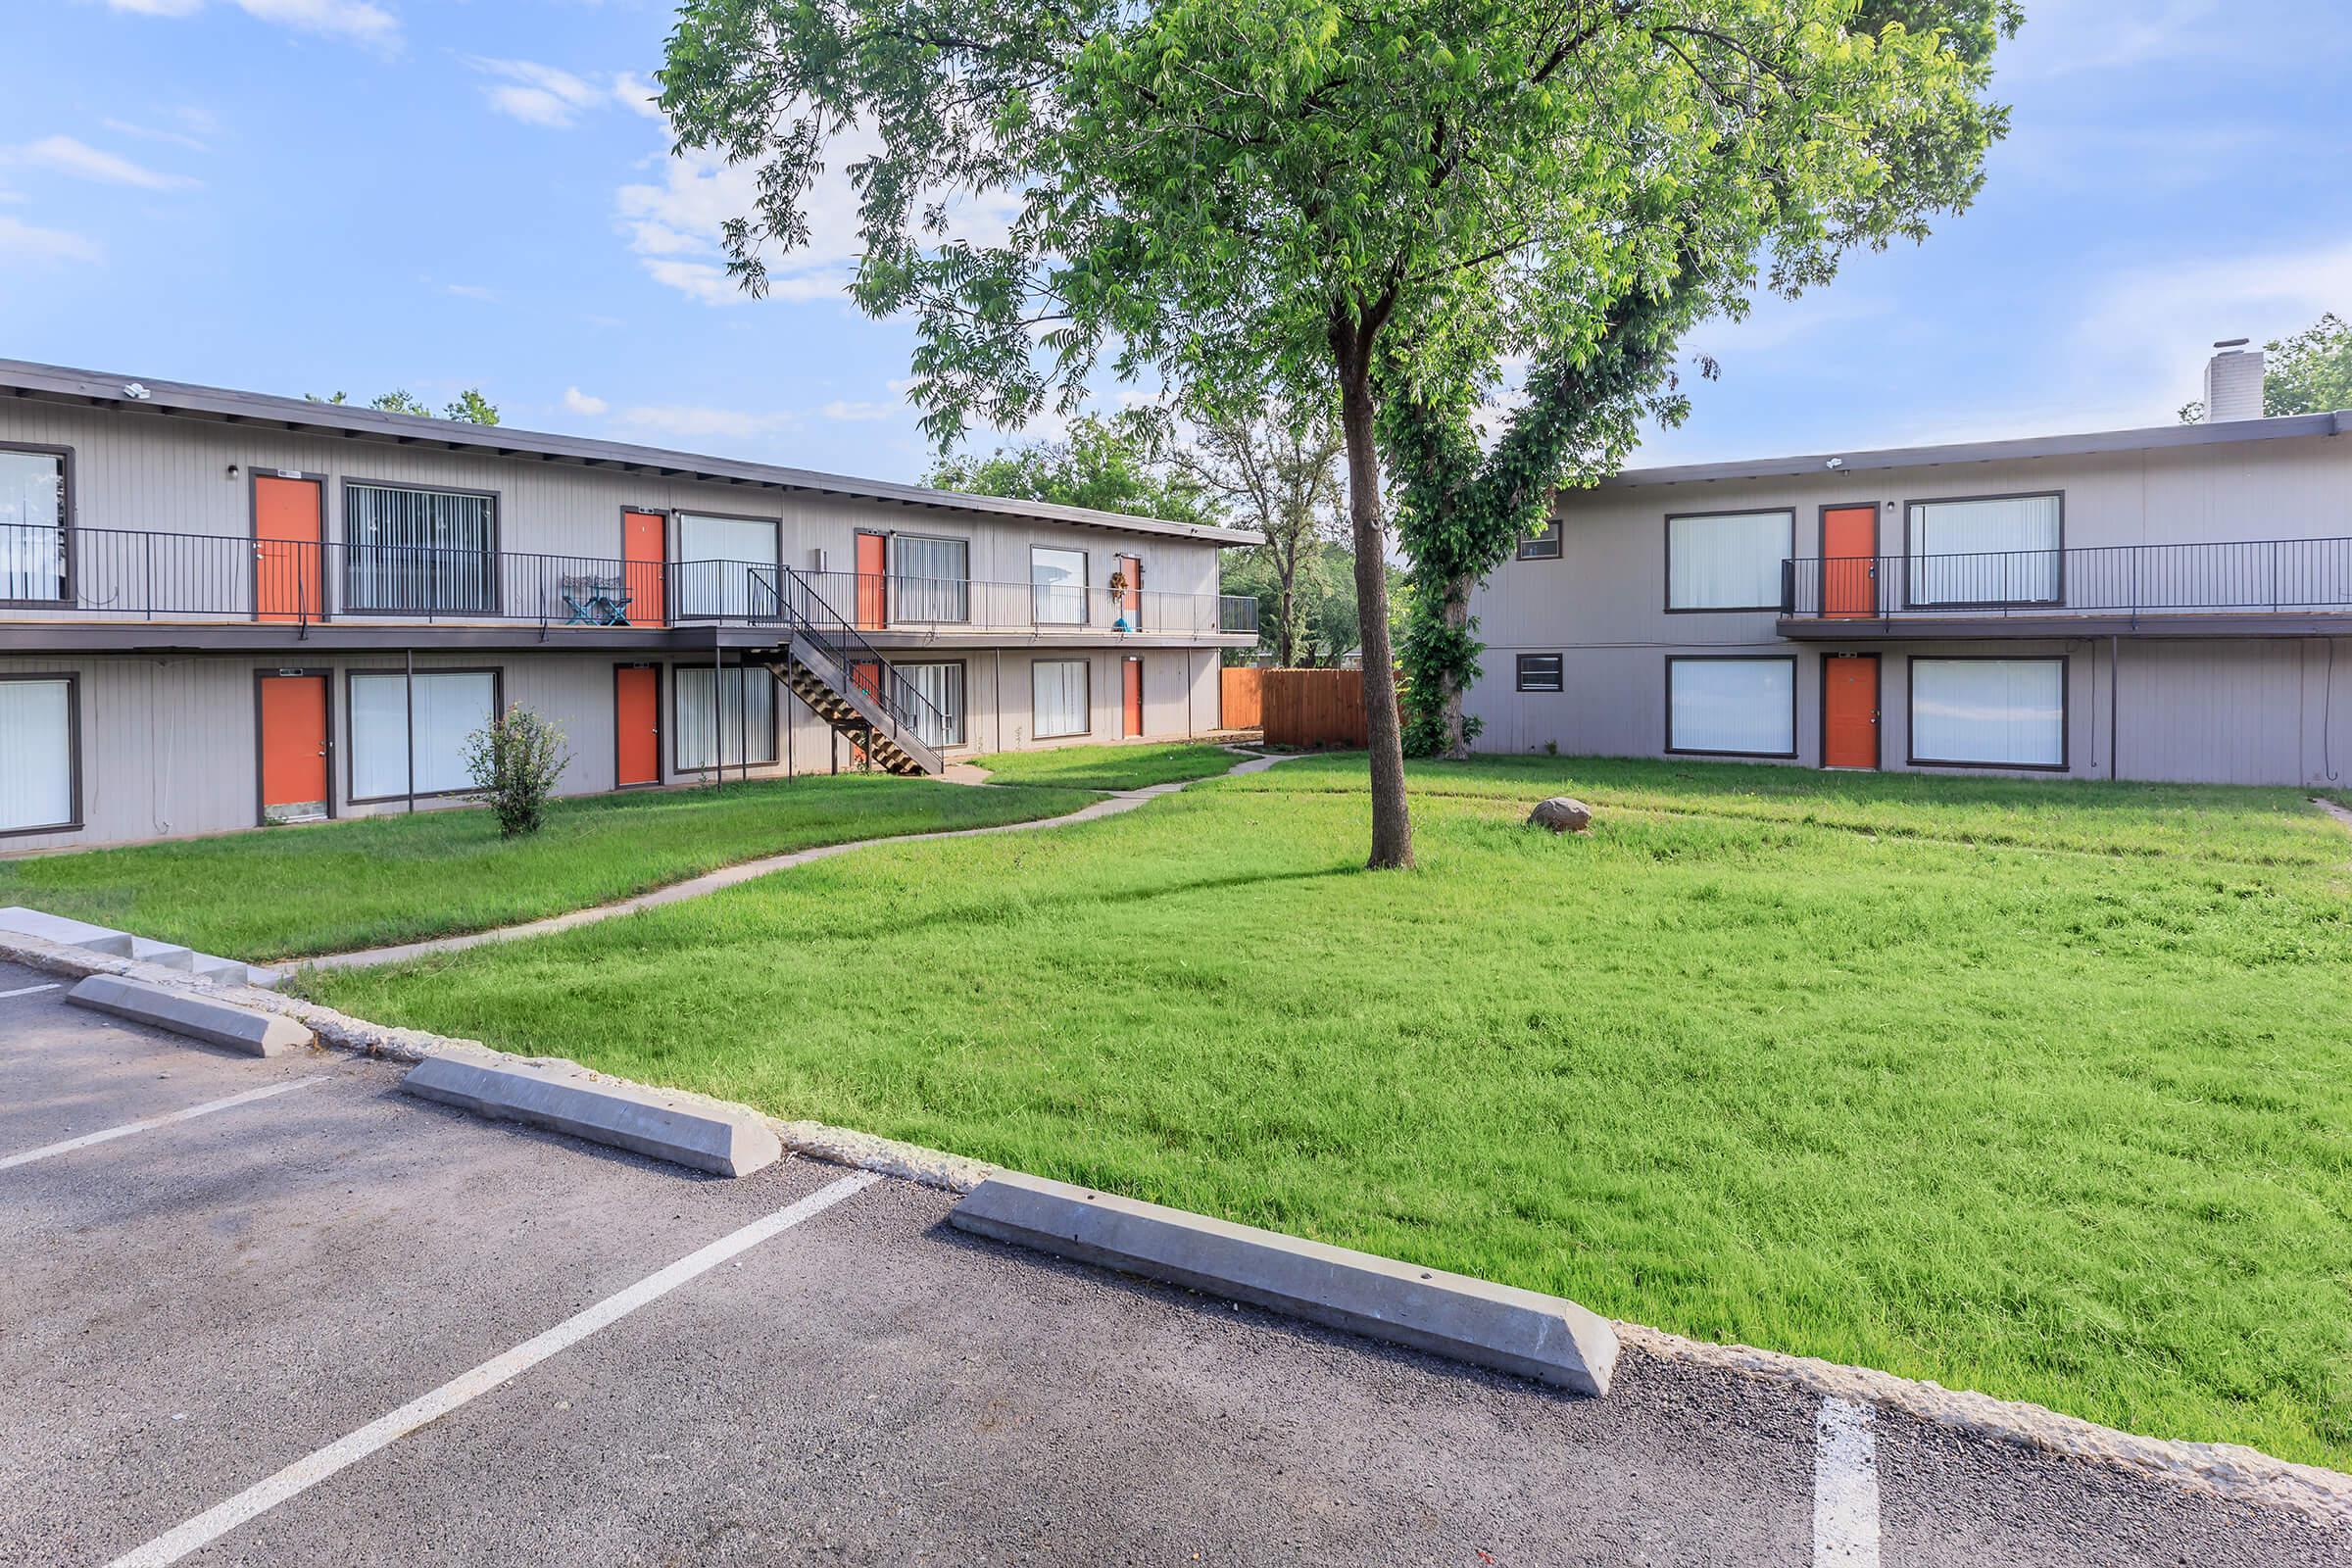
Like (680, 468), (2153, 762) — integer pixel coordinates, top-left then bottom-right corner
(301, 749), (1292, 971)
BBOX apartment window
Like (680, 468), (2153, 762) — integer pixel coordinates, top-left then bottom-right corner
(1910, 657), (2065, 768)
(898, 661), (966, 747)
(1, 448), (70, 603)
(674, 664), (777, 770)
(345, 483), (497, 614)
(1666, 510), (1792, 612)
(0, 676), (76, 833)
(1517, 527), (1562, 561)
(1907, 493), (2061, 608)
(894, 535), (970, 622)
(349, 668), (500, 800)
(1031, 546), (1088, 625)
(1516, 654), (1564, 692)
(675, 514), (779, 619)
(1665, 657), (1795, 758)
(1032, 658), (1090, 738)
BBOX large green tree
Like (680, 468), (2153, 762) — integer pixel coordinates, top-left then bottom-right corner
(928, 412), (1212, 523)
(305, 388), (502, 424)
(661, 0), (2012, 867)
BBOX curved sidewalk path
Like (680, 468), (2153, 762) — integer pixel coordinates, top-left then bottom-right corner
(302, 748), (1294, 971)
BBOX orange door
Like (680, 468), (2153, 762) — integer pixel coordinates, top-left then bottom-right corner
(622, 511), (665, 627)
(1822, 655), (1880, 769)
(259, 673), (330, 821)
(1115, 554), (1143, 628)
(615, 664), (660, 786)
(855, 532), (887, 630)
(1821, 506), (1877, 618)
(254, 475), (323, 624)
(1122, 657), (1144, 737)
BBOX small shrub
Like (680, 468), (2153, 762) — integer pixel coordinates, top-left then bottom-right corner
(466, 705), (572, 837)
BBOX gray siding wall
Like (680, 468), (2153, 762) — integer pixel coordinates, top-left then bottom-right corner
(1466, 429), (2352, 786)
(0, 646), (1221, 853)
(0, 400), (1227, 617)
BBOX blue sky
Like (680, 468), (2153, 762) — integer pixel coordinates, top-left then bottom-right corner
(6, 0), (2349, 483)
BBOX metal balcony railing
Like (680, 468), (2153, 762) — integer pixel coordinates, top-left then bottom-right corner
(0, 523), (1259, 640)
(1780, 536), (2352, 619)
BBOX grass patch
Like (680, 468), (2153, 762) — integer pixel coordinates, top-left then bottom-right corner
(0, 774), (1091, 962)
(297, 756), (2352, 1467)
(972, 739), (1247, 792)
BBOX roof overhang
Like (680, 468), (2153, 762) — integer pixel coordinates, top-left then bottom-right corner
(0, 358), (1265, 548)
(1590, 410), (2348, 493)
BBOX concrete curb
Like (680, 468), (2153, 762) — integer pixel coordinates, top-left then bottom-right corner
(65, 973), (314, 1056)
(951, 1170), (1619, 1396)
(401, 1052), (783, 1178)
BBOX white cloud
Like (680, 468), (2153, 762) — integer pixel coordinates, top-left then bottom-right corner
(2075, 237), (2352, 416)
(5, 135), (200, 190)
(466, 58), (608, 128)
(614, 403), (798, 441)
(109, 0), (400, 47)
(819, 400), (898, 422)
(564, 386), (609, 416)
(445, 282), (494, 300)
(611, 72), (664, 122)
(102, 116), (212, 153)
(0, 216), (102, 265)
(2005, 0), (2225, 79)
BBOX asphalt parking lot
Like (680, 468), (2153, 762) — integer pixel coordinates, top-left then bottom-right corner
(2, 957), (2343, 1567)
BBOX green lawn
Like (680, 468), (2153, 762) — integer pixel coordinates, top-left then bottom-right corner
(295, 754), (2352, 1468)
(971, 740), (1247, 792)
(0, 774), (1090, 962)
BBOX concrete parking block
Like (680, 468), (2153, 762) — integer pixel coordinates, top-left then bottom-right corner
(951, 1169), (1621, 1396)
(400, 1054), (783, 1178)
(66, 974), (314, 1057)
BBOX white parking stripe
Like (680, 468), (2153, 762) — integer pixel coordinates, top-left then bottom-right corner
(1814, 1397), (1882, 1566)
(108, 1170), (881, 1568)
(0, 982), (63, 999)
(0, 1077), (322, 1172)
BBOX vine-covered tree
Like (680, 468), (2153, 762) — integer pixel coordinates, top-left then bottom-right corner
(660, 0), (2017, 867)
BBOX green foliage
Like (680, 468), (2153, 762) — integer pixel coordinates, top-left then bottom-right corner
(928, 411), (1210, 523)
(303, 387), (502, 424)
(2262, 314), (2352, 417)
(1222, 546), (1359, 666)
(465, 705), (573, 837)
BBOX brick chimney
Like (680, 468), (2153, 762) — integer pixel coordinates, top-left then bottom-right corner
(2202, 338), (2266, 421)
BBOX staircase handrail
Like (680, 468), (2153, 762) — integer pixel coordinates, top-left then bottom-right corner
(767, 564), (953, 751)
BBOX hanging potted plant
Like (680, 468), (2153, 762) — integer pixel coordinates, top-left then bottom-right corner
(1107, 565), (1134, 632)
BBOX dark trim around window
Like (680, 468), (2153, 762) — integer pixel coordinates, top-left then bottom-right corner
(1663, 507), (1795, 613)
(1905, 654), (2071, 772)
(1515, 653), (1564, 692)
(1030, 544), (1091, 627)
(0, 671), (82, 837)
(1032, 656), (1092, 738)
(1517, 526), (1562, 562)
(1663, 654), (1799, 760)
(1900, 489), (2066, 611)
(344, 664), (506, 806)
(340, 477), (506, 617)
(671, 660), (780, 773)
(0, 441), (74, 610)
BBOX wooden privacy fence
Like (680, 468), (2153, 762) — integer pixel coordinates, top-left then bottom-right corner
(1219, 666), (1263, 730)
(1256, 667), (1399, 749)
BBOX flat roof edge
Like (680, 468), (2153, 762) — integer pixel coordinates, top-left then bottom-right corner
(0, 359), (1264, 547)
(1589, 410), (2348, 492)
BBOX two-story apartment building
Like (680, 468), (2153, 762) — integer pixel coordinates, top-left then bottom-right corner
(0, 361), (1259, 851)
(1468, 343), (2352, 787)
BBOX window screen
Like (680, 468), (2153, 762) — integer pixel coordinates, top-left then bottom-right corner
(1516, 654), (1564, 692)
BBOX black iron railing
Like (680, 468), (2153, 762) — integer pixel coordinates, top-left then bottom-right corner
(760, 564), (955, 755)
(1781, 536), (2352, 618)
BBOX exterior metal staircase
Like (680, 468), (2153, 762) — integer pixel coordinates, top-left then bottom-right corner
(742, 566), (947, 777)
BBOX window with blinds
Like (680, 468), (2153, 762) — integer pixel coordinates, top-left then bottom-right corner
(1665, 657), (1796, 758)
(1, 450), (68, 603)
(674, 664), (777, 769)
(893, 535), (970, 622)
(1910, 658), (2065, 767)
(1031, 547), (1087, 625)
(1907, 494), (2062, 607)
(1665, 511), (1792, 611)
(1032, 658), (1089, 737)
(898, 661), (966, 746)
(0, 676), (75, 832)
(348, 669), (500, 799)
(674, 514), (779, 619)
(345, 483), (497, 613)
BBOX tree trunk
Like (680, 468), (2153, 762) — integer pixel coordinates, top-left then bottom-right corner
(1441, 571), (1472, 760)
(1335, 343), (1414, 870)
(1275, 574), (1297, 667)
